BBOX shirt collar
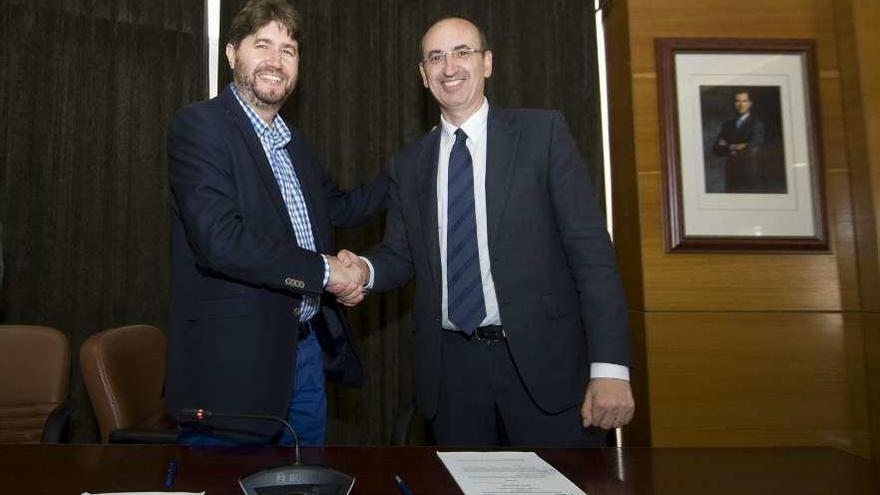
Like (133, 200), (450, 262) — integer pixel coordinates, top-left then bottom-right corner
(230, 83), (292, 150)
(440, 98), (489, 144)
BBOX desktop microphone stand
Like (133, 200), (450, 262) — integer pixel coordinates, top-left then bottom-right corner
(183, 408), (355, 495)
(238, 462), (355, 495)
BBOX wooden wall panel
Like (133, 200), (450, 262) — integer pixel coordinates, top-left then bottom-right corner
(644, 312), (870, 456)
(627, 42), (859, 313)
(626, 0), (839, 73)
(623, 310), (650, 446)
(853, 0), (880, 316)
(605, 0), (646, 311)
(606, 0), (876, 455)
(832, 0), (879, 467)
(864, 313), (880, 473)
(819, 73), (851, 172)
(630, 75), (661, 175)
(835, 0), (880, 312)
(636, 172), (857, 311)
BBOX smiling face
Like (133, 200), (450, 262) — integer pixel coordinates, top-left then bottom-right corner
(419, 18), (492, 126)
(734, 91), (752, 116)
(226, 20), (299, 122)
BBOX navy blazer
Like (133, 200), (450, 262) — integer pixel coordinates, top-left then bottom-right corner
(369, 106), (632, 418)
(712, 114), (766, 157)
(165, 85), (387, 439)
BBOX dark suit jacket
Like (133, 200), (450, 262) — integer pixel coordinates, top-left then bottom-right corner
(711, 114), (765, 156)
(165, 85), (387, 440)
(712, 114), (766, 192)
(370, 106), (631, 418)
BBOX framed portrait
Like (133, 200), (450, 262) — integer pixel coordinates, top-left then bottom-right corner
(655, 38), (828, 252)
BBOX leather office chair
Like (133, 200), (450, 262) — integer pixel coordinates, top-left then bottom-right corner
(80, 324), (177, 443)
(0, 325), (72, 443)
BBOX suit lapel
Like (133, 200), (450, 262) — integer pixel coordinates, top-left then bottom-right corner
(418, 128), (442, 287)
(221, 88), (296, 239)
(485, 107), (520, 245)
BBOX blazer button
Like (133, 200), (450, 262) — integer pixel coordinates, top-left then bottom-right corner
(284, 277), (295, 287)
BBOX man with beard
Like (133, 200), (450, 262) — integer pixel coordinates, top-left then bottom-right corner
(165, 0), (387, 446)
(337, 17), (634, 446)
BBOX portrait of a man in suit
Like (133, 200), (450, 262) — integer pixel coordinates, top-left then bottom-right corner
(701, 86), (787, 194)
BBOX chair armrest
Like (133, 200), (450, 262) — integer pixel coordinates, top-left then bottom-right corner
(41, 402), (73, 444)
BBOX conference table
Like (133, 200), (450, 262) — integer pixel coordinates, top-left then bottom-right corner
(0, 444), (874, 494)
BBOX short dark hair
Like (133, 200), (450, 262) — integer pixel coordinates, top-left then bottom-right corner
(227, 0), (302, 48)
(733, 88), (752, 100)
(420, 15), (489, 59)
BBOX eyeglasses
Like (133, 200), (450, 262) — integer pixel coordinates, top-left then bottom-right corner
(421, 48), (486, 67)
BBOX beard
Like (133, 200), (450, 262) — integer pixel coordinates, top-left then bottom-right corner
(233, 65), (294, 110)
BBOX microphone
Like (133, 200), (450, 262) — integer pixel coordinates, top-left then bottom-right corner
(182, 407), (301, 465)
(182, 407), (355, 495)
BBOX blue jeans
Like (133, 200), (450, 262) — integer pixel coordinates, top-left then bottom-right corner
(280, 330), (326, 446)
(178, 330), (327, 446)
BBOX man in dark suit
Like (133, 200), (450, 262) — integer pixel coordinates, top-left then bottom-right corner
(712, 88), (767, 193)
(339, 17), (633, 446)
(165, 0), (386, 446)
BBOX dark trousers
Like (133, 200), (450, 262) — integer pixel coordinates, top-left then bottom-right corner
(430, 330), (607, 447)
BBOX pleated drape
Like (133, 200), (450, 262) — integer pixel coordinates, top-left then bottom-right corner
(0, 0), (205, 441)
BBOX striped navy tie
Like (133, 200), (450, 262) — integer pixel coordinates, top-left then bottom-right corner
(447, 129), (486, 335)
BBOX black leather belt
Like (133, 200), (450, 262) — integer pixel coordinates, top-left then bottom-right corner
(297, 320), (312, 341)
(474, 325), (506, 343)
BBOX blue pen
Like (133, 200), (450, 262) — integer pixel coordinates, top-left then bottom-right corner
(164, 459), (178, 489)
(394, 474), (414, 495)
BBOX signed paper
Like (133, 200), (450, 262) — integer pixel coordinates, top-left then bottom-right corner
(437, 451), (587, 495)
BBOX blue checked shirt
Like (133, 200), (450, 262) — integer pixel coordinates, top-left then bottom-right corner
(232, 84), (328, 322)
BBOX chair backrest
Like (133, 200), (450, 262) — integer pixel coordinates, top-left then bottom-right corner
(0, 325), (70, 443)
(80, 324), (167, 443)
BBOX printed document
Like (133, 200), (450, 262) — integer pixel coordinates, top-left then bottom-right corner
(437, 451), (587, 495)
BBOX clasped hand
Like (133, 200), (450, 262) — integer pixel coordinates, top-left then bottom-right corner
(325, 249), (370, 306)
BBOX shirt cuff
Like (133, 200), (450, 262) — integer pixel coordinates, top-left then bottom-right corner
(320, 254), (330, 288)
(360, 256), (375, 289)
(590, 362), (630, 381)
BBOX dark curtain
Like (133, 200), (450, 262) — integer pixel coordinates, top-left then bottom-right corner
(221, 0), (604, 444)
(0, 0), (205, 441)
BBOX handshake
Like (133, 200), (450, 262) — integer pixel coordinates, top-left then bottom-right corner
(326, 249), (370, 307)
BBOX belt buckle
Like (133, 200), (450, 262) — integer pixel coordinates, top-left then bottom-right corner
(474, 326), (506, 344)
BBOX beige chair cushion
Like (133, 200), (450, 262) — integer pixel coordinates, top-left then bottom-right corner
(0, 325), (69, 443)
